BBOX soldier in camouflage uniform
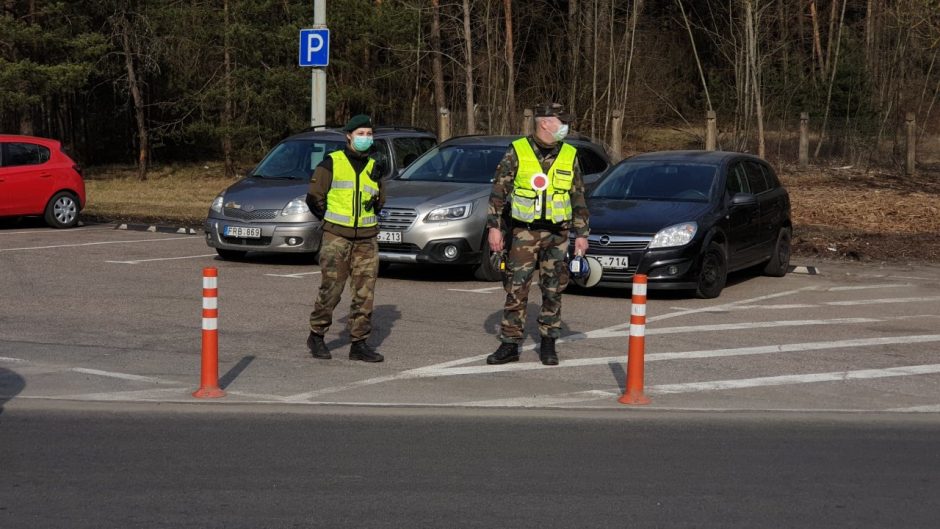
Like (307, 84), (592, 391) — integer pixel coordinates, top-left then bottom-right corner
(485, 103), (590, 366)
(304, 114), (385, 362)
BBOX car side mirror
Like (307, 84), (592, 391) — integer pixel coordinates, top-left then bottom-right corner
(731, 192), (758, 207)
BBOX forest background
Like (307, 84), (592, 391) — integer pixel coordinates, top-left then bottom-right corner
(3, 0), (939, 174)
(3, 1), (940, 261)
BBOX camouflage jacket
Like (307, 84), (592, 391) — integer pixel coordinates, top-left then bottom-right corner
(486, 135), (590, 238)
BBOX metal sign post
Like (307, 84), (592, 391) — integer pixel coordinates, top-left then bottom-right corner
(301, 1), (328, 128)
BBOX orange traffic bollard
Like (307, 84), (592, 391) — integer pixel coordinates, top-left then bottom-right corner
(619, 273), (650, 405)
(193, 267), (225, 398)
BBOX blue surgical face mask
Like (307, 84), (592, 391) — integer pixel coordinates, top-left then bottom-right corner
(352, 135), (373, 152)
(552, 124), (569, 142)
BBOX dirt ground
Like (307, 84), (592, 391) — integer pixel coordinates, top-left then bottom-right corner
(781, 164), (940, 264)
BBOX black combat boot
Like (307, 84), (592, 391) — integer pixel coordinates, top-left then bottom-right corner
(539, 336), (559, 366)
(307, 331), (331, 359)
(349, 341), (384, 363)
(487, 342), (520, 365)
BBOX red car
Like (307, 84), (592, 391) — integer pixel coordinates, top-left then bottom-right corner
(0, 134), (86, 228)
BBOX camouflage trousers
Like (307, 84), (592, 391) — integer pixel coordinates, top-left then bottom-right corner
(309, 231), (379, 341)
(499, 227), (570, 343)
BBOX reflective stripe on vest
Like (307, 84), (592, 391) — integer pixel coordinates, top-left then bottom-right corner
(325, 151), (378, 228)
(509, 138), (576, 223)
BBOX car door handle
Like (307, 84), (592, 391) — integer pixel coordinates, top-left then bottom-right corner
(40, 173), (53, 178)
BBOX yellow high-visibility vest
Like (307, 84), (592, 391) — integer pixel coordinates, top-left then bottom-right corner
(324, 151), (379, 228)
(509, 137), (576, 223)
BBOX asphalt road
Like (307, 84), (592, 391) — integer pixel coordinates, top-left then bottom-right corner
(2, 222), (940, 411)
(2, 404), (938, 529)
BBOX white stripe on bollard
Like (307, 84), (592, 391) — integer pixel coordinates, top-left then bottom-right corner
(202, 318), (218, 330)
(203, 297), (217, 310)
(630, 323), (646, 336)
(203, 276), (217, 289)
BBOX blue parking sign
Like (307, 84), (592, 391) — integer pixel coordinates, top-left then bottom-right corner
(299, 29), (329, 67)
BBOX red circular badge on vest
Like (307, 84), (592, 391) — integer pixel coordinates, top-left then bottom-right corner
(531, 173), (548, 191)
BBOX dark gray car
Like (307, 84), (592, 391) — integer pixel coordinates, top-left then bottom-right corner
(204, 127), (436, 260)
(378, 135), (611, 280)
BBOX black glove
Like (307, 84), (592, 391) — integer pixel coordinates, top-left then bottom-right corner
(365, 196), (381, 213)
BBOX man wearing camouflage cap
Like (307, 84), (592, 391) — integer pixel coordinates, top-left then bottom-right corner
(485, 103), (590, 366)
(305, 114), (385, 363)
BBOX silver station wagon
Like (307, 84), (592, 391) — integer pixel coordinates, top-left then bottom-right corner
(378, 135), (611, 280)
(204, 127), (436, 260)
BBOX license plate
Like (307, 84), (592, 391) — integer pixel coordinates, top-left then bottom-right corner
(593, 255), (629, 269)
(223, 226), (261, 238)
(377, 230), (402, 243)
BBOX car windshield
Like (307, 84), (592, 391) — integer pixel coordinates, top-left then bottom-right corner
(251, 139), (344, 180)
(397, 144), (505, 184)
(591, 161), (718, 202)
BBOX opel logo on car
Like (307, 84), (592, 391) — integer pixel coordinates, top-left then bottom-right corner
(243, 204), (255, 212)
(600, 235), (610, 246)
(379, 209), (390, 218)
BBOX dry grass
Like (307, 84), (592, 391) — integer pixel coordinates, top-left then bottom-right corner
(81, 160), (940, 263)
(83, 163), (238, 225)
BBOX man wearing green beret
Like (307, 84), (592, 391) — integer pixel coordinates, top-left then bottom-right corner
(305, 114), (385, 362)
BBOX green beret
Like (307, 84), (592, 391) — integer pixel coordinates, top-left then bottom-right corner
(342, 114), (374, 132)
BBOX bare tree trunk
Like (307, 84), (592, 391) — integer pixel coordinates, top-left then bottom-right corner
(825, 0), (839, 76)
(118, 15), (149, 181)
(503, 0), (514, 128)
(815, 0), (847, 158)
(745, 0), (765, 158)
(462, 0), (475, 134)
(590, 0), (599, 138)
(222, 0), (235, 178)
(567, 0), (580, 114)
(676, 0), (712, 111)
(430, 0), (446, 116)
(809, 0), (825, 80)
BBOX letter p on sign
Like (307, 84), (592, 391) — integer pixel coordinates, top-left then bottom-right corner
(299, 29), (330, 67)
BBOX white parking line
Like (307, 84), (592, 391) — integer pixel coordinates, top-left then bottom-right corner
(650, 363), (940, 394)
(69, 367), (181, 385)
(265, 271), (322, 278)
(412, 333), (940, 377)
(0, 226), (111, 236)
(448, 286), (505, 293)
(106, 254), (217, 264)
(887, 404), (940, 412)
(825, 296), (940, 306)
(0, 236), (197, 252)
(826, 283), (914, 291)
(281, 287), (820, 401)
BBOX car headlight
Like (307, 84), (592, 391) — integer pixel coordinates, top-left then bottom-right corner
(210, 195), (224, 213)
(425, 202), (472, 222)
(281, 196), (310, 216)
(649, 222), (697, 248)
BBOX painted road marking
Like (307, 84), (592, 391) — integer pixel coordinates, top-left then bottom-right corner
(281, 286), (820, 401)
(411, 333), (940, 377)
(650, 363), (940, 394)
(888, 404), (940, 412)
(448, 286), (505, 294)
(826, 283), (914, 291)
(0, 236), (197, 252)
(69, 367), (181, 385)
(824, 296), (940, 306)
(265, 271), (322, 278)
(106, 254), (217, 264)
(0, 226), (112, 236)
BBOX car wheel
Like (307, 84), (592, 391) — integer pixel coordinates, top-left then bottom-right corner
(474, 243), (503, 282)
(216, 248), (247, 260)
(43, 191), (80, 229)
(695, 242), (727, 299)
(763, 227), (792, 277)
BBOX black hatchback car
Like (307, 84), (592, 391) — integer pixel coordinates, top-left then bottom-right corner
(582, 150), (792, 298)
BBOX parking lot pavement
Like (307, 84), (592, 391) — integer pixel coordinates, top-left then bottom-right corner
(2, 222), (940, 412)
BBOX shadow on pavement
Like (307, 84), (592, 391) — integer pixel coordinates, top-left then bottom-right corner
(219, 355), (255, 390)
(0, 368), (26, 416)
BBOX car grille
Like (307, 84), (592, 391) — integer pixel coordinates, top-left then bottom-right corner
(221, 236), (273, 247)
(600, 266), (640, 281)
(379, 208), (418, 230)
(378, 242), (420, 254)
(223, 207), (279, 221)
(586, 235), (650, 252)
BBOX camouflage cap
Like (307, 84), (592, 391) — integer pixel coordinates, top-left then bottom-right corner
(533, 103), (573, 123)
